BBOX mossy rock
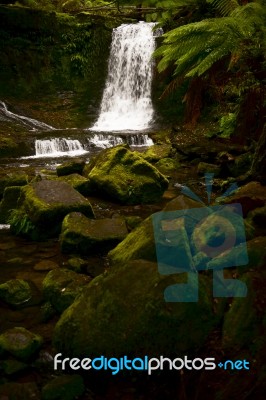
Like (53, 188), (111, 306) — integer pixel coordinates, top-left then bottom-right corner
(237, 236), (266, 274)
(0, 327), (43, 361)
(67, 257), (88, 273)
(60, 212), (128, 255)
(219, 181), (266, 217)
(57, 174), (91, 196)
(141, 144), (174, 163)
(222, 272), (265, 351)
(155, 157), (180, 174)
(0, 186), (22, 224)
(228, 152), (252, 177)
(125, 216), (143, 231)
(197, 162), (221, 176)
(42, 268), (91, 313)
(83, 145), (168, 205)
(0, 359), (28, 376)
(0, 172), (28, 198)
(0, 279), (31, 307)
(41, 375), (85, 400)
(13, 180), (95, 238)
(108, 195), (203, 267)
(56, 159), (85, 177)
(53, 260), (217, 358)
(247, 206), (266, 229)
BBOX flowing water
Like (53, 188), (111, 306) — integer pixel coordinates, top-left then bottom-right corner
(0, 101), (55, 131)
(90, 22), (160, 132)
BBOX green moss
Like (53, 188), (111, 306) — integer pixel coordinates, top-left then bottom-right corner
(85, 145), (169, 205)
(0, 279), (32, 306)
(53, 260), (217, 358)
(0, 327), (43, 361)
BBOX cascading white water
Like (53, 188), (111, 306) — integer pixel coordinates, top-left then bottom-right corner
(22, 138), (88, 159)
(90, 22), (159, 132)
(0, 101), (55, 131)
(88, 133), (154, 148)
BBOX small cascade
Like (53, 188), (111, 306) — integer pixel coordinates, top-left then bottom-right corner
(90, 22), (160, 132)
(0, 101), (55, 131)
(23, 138), (88, 159)
(88, 134), (124, 149)
(126, 134), (154, 147)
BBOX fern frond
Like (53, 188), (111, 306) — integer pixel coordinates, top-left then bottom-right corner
(208, 0), (240, 16)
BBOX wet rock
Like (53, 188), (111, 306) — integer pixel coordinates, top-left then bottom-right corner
(42, 268), (91, 313)
(54, 260), (217, 358)
(60, 212), (128, 255)
(40, 302), (57, 323)
(220, 181), (266, 216)
(33, 260), (59, 271)
(125, 216), (143, 231)
(66, 257), (88, 273)
(155, 157), (179, 175)
(11, 180), (95, 238)
(0, 382), (40, 400)
(0, 186), (22, 224)
(0, 327), (43, 361)
(247, 205), (266, 229)
(228, 152), (252, 177)
(141, 144), (174, 163)
(197, 162), (221, 176)
(83, 145), (168, 205)
(0, 279), (31, 306)
(0, 359), (28, 375)
(41, 375), (85, 400)
(108, 195), (203, 266)
(0, 172), (28, 198)
(237, 236), (266, 274)
(57, 174), (91, 196)
(56, 159), (85, 177)
(222, 271), (266, 351)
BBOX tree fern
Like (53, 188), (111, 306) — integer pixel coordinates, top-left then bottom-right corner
(154, 1), (265, 79)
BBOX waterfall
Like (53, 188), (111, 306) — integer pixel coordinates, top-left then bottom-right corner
(0, 101), (55, 131)
(88, 133), (154, 148)
(22, 139), (88, 158)
(90, 22), (159, 132)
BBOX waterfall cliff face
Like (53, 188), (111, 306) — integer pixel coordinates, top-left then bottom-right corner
(91, 22), (158, 132)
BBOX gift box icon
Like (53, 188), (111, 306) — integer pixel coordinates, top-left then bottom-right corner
(152, 174), (248, 302)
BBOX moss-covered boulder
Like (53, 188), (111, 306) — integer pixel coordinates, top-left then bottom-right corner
(11, 180), (95, 238)
(108, 195), (203, 266)
(221, 181), (266, 216)
(0, 327), (43, 361)
(60, 212), (128, 255)
(141, 144), (174, 163)
(155, 158), (179, 174)
(56, 159), (85, 177)
(83, 145), (169, 204)
(0, 186), (22, 224)
(0, 279), (31, 307)
(57, 174), (91, 196)
(222, 271), (266, 351)
(41, 375), (85, 400)
(0, 172), (28, 198)
(197, 162), (221, 176)
(42, 268), (91, 313)
(54, 260), (217, 358)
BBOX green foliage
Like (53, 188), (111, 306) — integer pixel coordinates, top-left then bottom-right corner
(8, 208), (35, 236)
(219, 113), (236, 138)
(154, 1), (266, 79)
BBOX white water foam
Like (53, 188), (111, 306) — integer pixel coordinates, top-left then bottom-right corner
(90, 22), (159, 132)
(22, 138), (88, 159)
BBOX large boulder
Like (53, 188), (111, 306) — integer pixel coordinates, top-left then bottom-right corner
(60, 212), (128, 254)
(56, 159), (85, 177)
(108, 195), (204, 266)
(0, 172), (28, 198)
(83, 145), (169, 205)
(42, 268), (91, 313)
(9, 180), (94, 238)
(141, 144), (174, 163)
(53, 260), (217, 358)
